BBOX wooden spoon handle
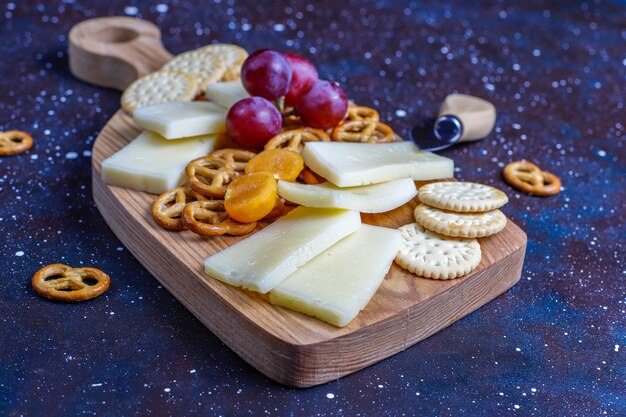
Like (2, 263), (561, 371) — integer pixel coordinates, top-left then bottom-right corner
(69, 17), (173, 91)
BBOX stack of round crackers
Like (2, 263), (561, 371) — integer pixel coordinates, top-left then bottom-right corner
(395, 182), (509, 280)
(121, 43), (248, 114)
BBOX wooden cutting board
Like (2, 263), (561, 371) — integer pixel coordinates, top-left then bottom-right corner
(72, 17), (527, 387)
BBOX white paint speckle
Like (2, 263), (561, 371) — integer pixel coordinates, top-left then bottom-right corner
(124, 6), (138, 16)
(190, 369), (197, 374)
(15, 251), (24, 256)
(164, 387), (171, 393)
(326, 393), (335, 399)
(65, 152), (78, 159)
(273, 23), (285, 32)
(615, 344), (620, 352)
(395, 109), (407, 117)
(597, 149), (606, 157)
(514, 404), (520, 410)
(91, 383), (103, 387)
(515, 347), (521, 352)
(155, 4), (168, 13)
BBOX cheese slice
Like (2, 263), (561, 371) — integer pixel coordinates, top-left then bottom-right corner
(277, 178), (417, 213)
(133, 101), (226, 140)
(269, 224), (402, 327)
(204, 80), (249, 110)
(204, 207), (361, 293)
(302, 141), (454, 187)
(102, 130), (215, 194)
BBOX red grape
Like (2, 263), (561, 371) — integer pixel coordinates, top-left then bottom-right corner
(295, 80), (348, 129)
(226, 97), (282, 148)
(283, 53), (319, 107)
(241, 49), (292, 101)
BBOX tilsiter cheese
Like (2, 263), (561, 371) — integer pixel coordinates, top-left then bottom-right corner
(269, 224), (402, 327)
(204, 80), (249, 110)
(277, 178), (417, 213)
(302, 141), (454, 187)
(204, 207), (361, 293)
(133, 101), (226, 140)
(101, 130), (215, 194)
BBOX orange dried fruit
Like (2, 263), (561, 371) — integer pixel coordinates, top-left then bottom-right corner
(225, 172), (277, 223)
(244, 148), (304, 182)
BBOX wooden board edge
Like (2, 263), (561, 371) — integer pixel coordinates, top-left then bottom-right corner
(274, 239), (527, 387)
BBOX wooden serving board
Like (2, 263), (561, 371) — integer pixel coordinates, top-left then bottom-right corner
(75, 17), (527, 387)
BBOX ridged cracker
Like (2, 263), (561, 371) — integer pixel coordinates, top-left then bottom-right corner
(162, 50), (226, 92)
(121, 70), (197, 114)
(414, 203), (506, 238)
(418, 181), (508, 212)
(197, 44), (248, 75)
(395, 223), (481, 280)
(203, 44), (247, 81)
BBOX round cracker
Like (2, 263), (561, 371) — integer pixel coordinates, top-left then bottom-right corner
(414, 203), (506, 238)
(121, 70), (197, 114)
(395, 223), (481, 280)
(162, 50), (226, 91)
(418, 181), (508, 212)
(197, 43), (248, 67)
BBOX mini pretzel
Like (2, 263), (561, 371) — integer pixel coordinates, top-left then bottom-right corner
(332, 120), (394, 143)
(503, 161), (561, 196)
(345, 105), (380, 122)
(152, 186), (206, 231)
(0, 130), (33, 156)
(264, 127), (330, 153)
(185, 156), (236, 198)
(210, 148), (256, 172)
(183, 200), (257, 236)
(32, 264), (110, 302)
(282, 108), (302, 127)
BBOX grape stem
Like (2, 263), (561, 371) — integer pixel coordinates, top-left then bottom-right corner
(275, 96), (285, 113)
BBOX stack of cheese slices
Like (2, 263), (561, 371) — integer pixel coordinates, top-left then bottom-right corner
(205, 141), (454, 327)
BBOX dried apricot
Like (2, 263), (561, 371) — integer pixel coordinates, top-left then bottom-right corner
(244, 148), (304, 182)
(224, 172), (277, 223)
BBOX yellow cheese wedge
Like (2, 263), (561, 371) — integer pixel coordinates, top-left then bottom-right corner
(269, 224), (402, 327)
(101, 131), (215, 194)
(204, 207), (361, 293)
(133, 101), (226, 140)
(302, 141), (454, 187)
(277, 178), (417, 213)
(204, 80), (249, 109)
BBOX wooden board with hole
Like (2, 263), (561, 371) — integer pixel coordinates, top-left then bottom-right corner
(73, 16), (527, 387)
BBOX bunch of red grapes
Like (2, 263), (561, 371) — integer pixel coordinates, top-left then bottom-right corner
(226, 50), (349, 148)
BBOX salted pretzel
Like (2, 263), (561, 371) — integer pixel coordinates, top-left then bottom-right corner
(210, 148), (256, 172)
(151, 186), (206, 231)
(332, 120), (395, 143)
(185, 156), (237, 198)
(264, 127), (330, 153)
(281, 108), (302, 127)
(182, 200), (257, 236)
(345, 105), (380, 122)
(503, 161), (561, 196)
(32, 264), (110, 302)
(0, 130), (33, 156)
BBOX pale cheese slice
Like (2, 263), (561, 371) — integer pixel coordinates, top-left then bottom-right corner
(277, 178), (417, 213)
(204, 80), (249, 110)
(133, 101), (226, 140)
(204, 207), (361, 293)
(269, 224), (402, 327)
(302, 141), (454, 187)
(101, 130), (215, 194)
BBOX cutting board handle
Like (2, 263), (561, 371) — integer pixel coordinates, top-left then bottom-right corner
(69, 16), (173, 91)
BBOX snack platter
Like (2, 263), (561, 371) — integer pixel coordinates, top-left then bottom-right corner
(77, 17), (527, 387)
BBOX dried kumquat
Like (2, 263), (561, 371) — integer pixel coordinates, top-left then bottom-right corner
(224, 172), (277, 223)
(244, 148), (304, 182)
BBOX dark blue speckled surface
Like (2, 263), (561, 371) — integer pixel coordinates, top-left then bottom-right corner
(1, 1), (624, 416)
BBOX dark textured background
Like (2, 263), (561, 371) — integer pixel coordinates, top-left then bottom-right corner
(1, 1), (624, 416)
